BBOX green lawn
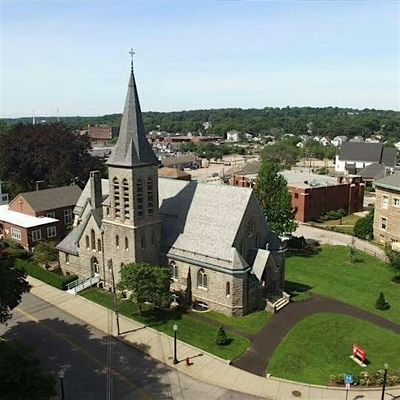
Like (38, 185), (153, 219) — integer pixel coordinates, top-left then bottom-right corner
(324, 214), (361, 226)
(286, 245), (400, 324)
(268, 313), (400, 385)
(195, 310), (272, 335)
(81, 288), (250, 360)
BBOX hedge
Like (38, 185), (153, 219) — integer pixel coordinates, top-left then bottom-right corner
(15, 259), (77, 290)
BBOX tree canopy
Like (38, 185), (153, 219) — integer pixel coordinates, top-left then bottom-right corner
(0, 123), (103, 195)
(254, 161), (297, 236)
(0, 258), (30, 325)
(118, 263), (172, 311)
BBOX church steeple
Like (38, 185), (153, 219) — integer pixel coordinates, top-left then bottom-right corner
(107, 56), (158, 167)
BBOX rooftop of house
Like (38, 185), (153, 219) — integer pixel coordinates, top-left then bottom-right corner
(0, 204), (58, 228)
(374, 172), (400, 192)
(281, 170), (339, 189)
(10, 185), (82, 213)
(339, 142), (397, 167)
(158, 167), (191, 180)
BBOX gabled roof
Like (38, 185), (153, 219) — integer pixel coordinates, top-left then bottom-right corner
(107, 70), (158, 167)
(0, 204), (58, 228)
(12, 185), (82, 213)
(375, 172), (400, 192)
(358, 163), (387, 180)
(339, 142), (397, 167)
(381, 147), (398, 167)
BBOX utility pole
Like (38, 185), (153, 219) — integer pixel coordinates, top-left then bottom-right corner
(109, 264), (120, 336)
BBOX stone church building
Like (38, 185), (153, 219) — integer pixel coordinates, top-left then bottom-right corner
(57, 66), (288, 316)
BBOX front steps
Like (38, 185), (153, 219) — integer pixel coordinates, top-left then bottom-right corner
(266, 291), (290, 313)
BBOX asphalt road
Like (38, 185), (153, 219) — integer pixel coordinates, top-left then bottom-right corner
(0, 293), (261, 400)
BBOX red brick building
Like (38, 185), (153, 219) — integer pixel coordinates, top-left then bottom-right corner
(81, 124), (119, 146)
(0, 185), (82, 251)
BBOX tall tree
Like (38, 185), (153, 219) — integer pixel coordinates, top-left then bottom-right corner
(0, 123), (103, 194)
(254, 161), (297, 236)
(0, 258), (30, 325)
(118, 263), (172, 312)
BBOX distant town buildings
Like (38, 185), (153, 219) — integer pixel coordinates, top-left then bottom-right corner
(335, 142), (397, 174)
(226, 130), (240, 143)
(0, 185), (81, 251)
(80, 124), (119, 146)
(373, 172), (400, 245)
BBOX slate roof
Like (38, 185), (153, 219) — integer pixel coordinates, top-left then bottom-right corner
(375, 172), (400, 191)
(15, 185), (82, 213)
(74, 179), (109, 216)
(358, 163), (387, 180)
(339, 142), (397, 167)
(235, 160), (261, 176)
(107, 71), (159, 167)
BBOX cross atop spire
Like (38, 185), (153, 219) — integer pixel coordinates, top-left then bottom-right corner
(129, 48), (135, 72)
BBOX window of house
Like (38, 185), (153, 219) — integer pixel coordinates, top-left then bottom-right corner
(394, 198), (400, 207)
(147, 177), (154, 216)
(65, 253), (69, 264)
(381, 217), (387, 231)
(226, 282), (230, 297)
(47, 225), (57, 238)
(113, 177), (120, 218)
(170, 261), (178, 279)
(106, 207), (110, 217)
(91, 229), (95, 250)
(137, 179), (143, 217)
(97, 239), (102, 253)
(294, 193), (299, 199)
(125, 237), (129, 251)
(45, 212), (56, 218)
(86, 235), (90, 249)
(116, 235), (119, 248)
(64, 208), (73, 225)
(141, 234), (145, 249)
(11, 227), (21, 241)
(197, 268), (208, 288)
(32, 229), (42, 242)
(122, 178), (130, 219)
(382, 196), (389, 209)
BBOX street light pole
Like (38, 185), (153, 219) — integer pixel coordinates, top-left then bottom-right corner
(173, 324), (178, 364)
(381, 363), (389, 400)
(58, 370), (65, 400)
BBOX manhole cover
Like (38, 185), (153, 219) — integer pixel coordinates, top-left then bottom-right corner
(292, 391), (302, 398)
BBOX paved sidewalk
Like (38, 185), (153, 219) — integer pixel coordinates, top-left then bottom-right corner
(296, 224), (386, 261)
(27, 277), (400, 400)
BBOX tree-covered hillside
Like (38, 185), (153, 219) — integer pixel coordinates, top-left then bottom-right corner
(3, 106), (400, 141)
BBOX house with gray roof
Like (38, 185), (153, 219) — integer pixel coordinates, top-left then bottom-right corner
(56, 65), (288, 316)
(335, 142), (397, 174)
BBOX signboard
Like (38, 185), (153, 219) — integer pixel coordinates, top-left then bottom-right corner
(344, 374), (354, 385)
(352, 344), (367, 362)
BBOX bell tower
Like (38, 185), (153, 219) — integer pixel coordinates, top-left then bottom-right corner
(103, 52), (161, 270)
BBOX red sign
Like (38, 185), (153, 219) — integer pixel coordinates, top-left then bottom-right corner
(352, 344), (367, 362)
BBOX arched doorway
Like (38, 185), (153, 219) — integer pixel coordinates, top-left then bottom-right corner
(91, 257), (100, 277)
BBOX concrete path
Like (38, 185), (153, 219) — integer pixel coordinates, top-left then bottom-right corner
(295, 224), (386, 261)
(232, 294), (400, 376)
(25, 277), (400, 400)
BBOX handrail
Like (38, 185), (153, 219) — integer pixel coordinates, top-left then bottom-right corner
(66, 275), (89, 290)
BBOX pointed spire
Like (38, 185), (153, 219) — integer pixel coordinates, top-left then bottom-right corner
(107, 57), (158, 168)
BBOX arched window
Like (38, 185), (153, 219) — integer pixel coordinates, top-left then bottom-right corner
(91, 257), (99, 275)
(197, 268), (207, 288)
(170, 261), (178, 279)
(97, 239), (102, 253)
(136, 179), (143, 217)
(113, 177), (120, 218)
(147, 177), (154, 216)
(122, 178), (130, 219)
(226, 282), (230, 297)
(125, 237), (129, 251)
(85, 235), (90, 249)
(115, 235), (119, 248)
(90, 229), (95, 250)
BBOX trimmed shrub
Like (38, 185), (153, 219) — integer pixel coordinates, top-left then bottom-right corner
(216, 326), (229, 346)
(15, 259), (77, 290)
(375, 291), (390, 311)
(354, 210), (374, 240)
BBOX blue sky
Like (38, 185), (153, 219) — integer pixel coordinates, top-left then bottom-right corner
(1, 0), (399, 117)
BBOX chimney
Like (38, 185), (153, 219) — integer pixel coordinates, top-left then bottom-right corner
(90, 171), (102, 209)
(36, 181), (47, 191)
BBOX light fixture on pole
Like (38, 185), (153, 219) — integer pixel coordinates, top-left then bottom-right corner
(173, 323), (178, 364)
(381, 363), (389, 400)
(58, 370), (65, 400)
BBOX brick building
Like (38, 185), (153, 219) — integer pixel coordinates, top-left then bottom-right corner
(0, 185), (82, 251)
(81, 124), (119, 146)
(373, 173), (400, 245)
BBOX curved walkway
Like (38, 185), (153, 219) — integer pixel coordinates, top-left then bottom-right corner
(232, 294), (400, 376)
(295, 224), (386, 261)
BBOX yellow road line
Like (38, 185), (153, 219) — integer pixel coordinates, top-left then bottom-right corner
(15, 307), (154, 400)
